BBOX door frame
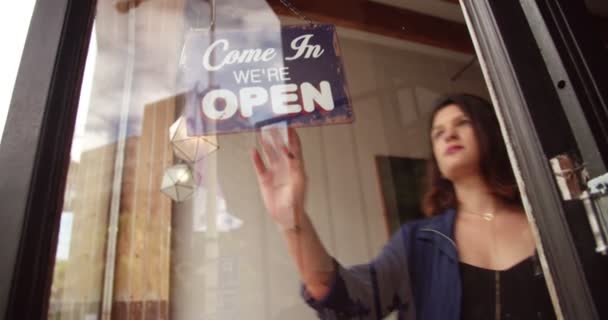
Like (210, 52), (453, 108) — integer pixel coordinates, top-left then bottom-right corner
(0, 0), (97, 318)
(461, 0), (607, 319)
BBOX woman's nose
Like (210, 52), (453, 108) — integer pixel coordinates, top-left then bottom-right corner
(443, 127), (458, 141)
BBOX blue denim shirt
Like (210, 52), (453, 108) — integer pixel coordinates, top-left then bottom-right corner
(302, 209), (461, 320)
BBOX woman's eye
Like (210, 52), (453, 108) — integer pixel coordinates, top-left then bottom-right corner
(458, 118), (471, 126)
(433, 130), (444, 139)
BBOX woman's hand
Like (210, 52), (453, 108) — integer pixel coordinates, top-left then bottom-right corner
(251, 128), (334, 298)
(250, 127), (307, 230)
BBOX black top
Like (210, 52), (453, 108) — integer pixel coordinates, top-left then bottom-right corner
(459, 255), (557, 320)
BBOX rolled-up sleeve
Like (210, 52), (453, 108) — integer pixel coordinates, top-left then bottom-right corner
(300, 226), (415, 319)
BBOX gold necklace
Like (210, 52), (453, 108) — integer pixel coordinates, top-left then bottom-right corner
(461, 209), (496, 221)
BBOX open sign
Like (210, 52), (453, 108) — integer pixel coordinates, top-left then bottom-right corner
(181, 24), (354, 135)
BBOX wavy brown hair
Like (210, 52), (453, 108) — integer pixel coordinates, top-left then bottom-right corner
(421, 93), (522, 216)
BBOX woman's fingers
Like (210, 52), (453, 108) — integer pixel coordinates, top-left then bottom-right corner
(251, 148), (268, 178)
(256, 127), (304, 171)
(288, 127), (303, 157)
(280, 145), (296, 161)
(270, 127), (287, 151)
(258, 131), (280, 163)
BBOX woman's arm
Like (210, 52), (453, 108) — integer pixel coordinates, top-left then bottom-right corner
(251, 128), (414, 319)
(299, 224), (415, 319)
(281, 210), (335, 299)
(250, 128), (335, 299)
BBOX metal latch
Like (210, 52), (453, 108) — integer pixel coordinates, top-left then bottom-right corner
(550, 154), (608, 255)
(581, 173), (608, 255)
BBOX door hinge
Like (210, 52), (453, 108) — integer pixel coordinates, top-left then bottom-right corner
(550, 155), (608, 255)
(581, 173), (608, 255)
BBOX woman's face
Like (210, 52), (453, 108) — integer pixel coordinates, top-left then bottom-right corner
(431, 104), (481, 181)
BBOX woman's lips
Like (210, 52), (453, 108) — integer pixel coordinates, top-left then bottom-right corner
(445, 145), (464, 155)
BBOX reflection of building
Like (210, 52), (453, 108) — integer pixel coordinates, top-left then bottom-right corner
(50, 95), (178, 320)
(49, 141), (118, 319)
(47, 1), (499, 318)
(112, 96), (176, 319)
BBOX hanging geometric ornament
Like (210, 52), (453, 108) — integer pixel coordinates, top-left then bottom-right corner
(160, 164), (195, 202)
(170, 116), (218, 163)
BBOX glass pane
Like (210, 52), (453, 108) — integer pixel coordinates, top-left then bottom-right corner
(49, 1), (556, 319)
(0, 1), (37, 145)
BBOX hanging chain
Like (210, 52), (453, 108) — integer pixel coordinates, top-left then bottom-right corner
(278, 0), (314, 25)
(191, 0), (216, 31)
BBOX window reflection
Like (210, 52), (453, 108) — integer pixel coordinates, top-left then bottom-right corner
(48, 0), (508, 319)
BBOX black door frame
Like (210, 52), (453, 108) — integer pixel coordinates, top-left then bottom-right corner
(0, 0), (97, 318)
(533, 0), (608, 174)
(462, 0), (607, 319)
(0, 0), (605, 319)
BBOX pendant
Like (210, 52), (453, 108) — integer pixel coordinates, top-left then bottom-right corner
(483, 212), (495, 221)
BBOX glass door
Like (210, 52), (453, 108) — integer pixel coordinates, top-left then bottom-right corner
(2, 0), (606, 319)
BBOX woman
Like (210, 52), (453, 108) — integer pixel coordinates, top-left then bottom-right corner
(250, 94), (556, 319)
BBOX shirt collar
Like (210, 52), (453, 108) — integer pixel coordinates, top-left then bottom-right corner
(415, 208), (458, 261)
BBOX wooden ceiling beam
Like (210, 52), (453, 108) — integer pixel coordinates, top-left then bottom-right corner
(267, 0), (475, 54)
